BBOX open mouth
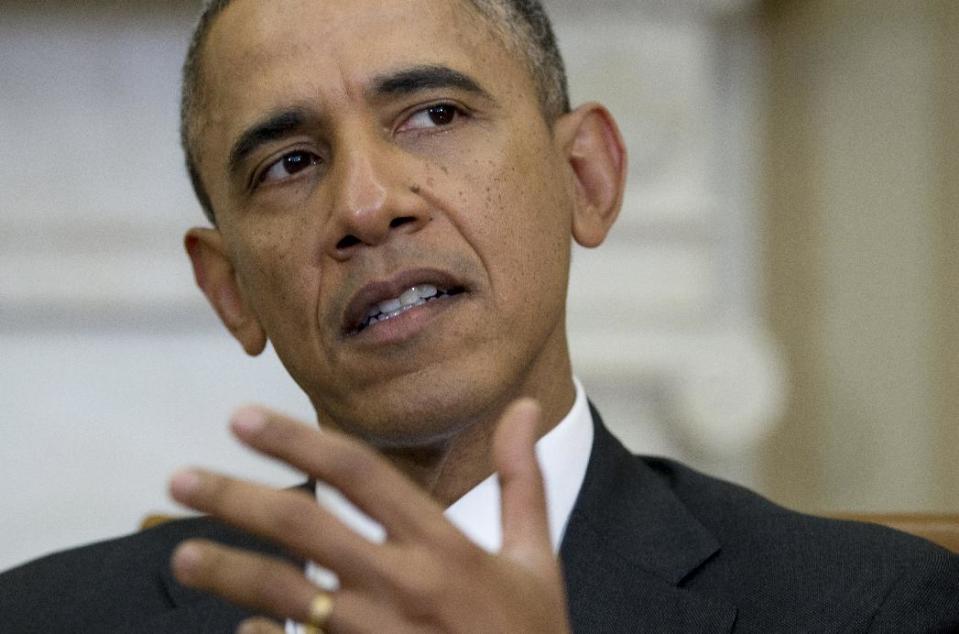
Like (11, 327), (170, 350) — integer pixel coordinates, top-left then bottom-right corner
(343, 272), (468, 337)
(354, 284), (465, 333)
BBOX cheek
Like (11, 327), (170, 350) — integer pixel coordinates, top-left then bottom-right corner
(451, 146), (572, 309)
(496, 151), (569, 245)
(229, 223), (319, 326)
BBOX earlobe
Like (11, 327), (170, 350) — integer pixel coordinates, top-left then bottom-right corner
(556, 103), (628, 248)
(184, 228), (267, 356)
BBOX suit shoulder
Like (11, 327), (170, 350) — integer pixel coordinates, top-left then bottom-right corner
(0, 515), (234, 584)
(638, 456), (959, 629)
(639, 455), (953, 562)
(0, 516), (252, 631)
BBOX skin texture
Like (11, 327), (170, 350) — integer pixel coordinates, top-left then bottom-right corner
(176, 0), (626, 629)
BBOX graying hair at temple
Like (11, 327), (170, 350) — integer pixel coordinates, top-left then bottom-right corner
(179, 0), (572, 224)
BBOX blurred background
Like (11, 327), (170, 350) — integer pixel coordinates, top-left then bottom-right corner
(1, 0), (956, 571)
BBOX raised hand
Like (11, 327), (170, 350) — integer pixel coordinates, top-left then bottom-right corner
(168, 399), (572, 633)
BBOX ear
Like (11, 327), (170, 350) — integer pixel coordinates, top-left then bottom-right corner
(554, 103), (627, 248)
(184, 228), (267, 356)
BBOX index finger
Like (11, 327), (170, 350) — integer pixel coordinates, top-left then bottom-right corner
(230, 408), (453, 544)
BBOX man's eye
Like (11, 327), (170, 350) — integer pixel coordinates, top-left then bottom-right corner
(258, 150), (321, 185)
(399, 104), (463, 132)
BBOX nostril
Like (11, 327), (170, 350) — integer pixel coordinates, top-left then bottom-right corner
(335, 216), (419, 251)
(389, 216), (416, 229)
(336, 234), (361, 250)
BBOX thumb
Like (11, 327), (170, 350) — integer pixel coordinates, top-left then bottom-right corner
(494, 398), (553, 569)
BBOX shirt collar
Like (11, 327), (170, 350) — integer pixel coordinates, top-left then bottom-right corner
(445, 377), (593, 553)
(311, 376), (593, 555)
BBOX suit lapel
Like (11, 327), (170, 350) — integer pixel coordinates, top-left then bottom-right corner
(140, 594), (249, 633)
(149, 483), (314, 632)
(146, 525), (263, 632)
(560, 406), (737, 632)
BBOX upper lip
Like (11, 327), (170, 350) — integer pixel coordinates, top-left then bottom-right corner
(342, 267), (467, 335)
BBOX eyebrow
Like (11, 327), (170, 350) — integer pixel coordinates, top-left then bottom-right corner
(226, 66), (490, 178)
(370, 64), (491, 100)
(228, 108), (311, 178)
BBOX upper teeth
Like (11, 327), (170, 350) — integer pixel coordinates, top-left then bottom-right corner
(363, 284), (442, 327)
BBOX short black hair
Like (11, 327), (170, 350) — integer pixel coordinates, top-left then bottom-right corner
(180, 0), (570, 223)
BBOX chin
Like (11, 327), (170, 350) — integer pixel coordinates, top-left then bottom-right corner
(314, 364), (508, 449)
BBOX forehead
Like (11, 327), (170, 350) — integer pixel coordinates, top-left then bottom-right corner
(202, 0), (513, 102)
(193, 0), (533, 172)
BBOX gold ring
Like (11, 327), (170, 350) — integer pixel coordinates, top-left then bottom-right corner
(303, 591), (335, 633)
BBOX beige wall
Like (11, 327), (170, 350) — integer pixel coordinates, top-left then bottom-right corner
(934, 1), (959, 510)
(762, 0), (958, 512)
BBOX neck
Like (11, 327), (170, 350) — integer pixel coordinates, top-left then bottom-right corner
(379, 371), (576, 506)
(316, 331), (577, 506)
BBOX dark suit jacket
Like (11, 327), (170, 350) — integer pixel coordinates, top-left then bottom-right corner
(2, 410), (958, 632)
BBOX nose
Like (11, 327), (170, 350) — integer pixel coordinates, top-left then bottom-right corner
(325, 133), (429, 259)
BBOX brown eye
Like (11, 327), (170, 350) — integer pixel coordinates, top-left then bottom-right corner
(427, 104), (456, 126)
(399, 103), (466, 132)
(259, 150), (321, 185)
(282, 152), (315, 173)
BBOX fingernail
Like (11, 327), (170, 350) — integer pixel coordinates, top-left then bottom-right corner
(172, 542), (202, 576)
(231, 407), (267, 436)
(170, 469), (202, 498)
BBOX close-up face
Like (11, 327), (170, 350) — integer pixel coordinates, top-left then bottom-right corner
(190, 0), (587, 446)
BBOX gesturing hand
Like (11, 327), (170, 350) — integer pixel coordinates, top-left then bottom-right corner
(168, 399), (572, 633)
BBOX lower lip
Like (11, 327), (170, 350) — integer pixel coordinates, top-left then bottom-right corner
(348, 294), (464, 346)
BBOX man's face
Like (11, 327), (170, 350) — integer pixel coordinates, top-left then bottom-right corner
(193, 0), (579, 444)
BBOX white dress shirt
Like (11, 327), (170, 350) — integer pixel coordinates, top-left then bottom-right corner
(287, 378), (594, 633)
